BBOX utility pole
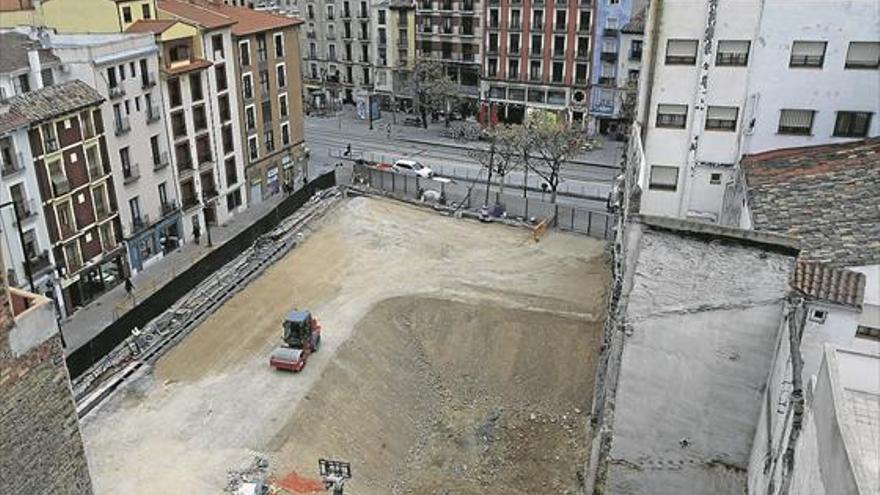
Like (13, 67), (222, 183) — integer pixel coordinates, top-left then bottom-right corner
(484, 139), (495, 205)
(1, 200), (35, 292)
(368, 91), (374, 130)
(201, 195), (213, 248)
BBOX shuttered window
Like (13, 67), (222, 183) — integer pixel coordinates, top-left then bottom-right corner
(778, 109), (815, 135)
(845, 42), (880, 69)
(665, 39), (698, 65)
(656, 104), (688, 128)
(716, 40), (750, 66)
(649, 166), (679, 191)
(789, 41), (826, 68)
(705, 106), (739, 131)
(833, 112), (873, 137)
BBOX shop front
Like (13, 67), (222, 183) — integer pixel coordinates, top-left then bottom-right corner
(127, 212), (183, 273)
(62, 247), (128, 312)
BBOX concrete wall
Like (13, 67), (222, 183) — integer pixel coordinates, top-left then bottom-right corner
(0, 278), (93, 494)
(601, 220), (795, 494)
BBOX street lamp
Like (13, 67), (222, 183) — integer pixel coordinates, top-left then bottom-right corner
(201, 194), (213, 248)
(0, 200), (35, 292)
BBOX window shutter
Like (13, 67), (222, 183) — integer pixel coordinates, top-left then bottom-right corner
(846, 42), (880, 65)
(658, 104), (687, 116)
(707, 106), (738, 120)
(791, 41), (825, 57)
(719, 40), (749, 54)
(667, 39), (697, 57)
(780, 109), (813, 128)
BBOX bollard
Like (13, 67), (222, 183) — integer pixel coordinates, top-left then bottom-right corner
(587, 211), (593, 235)
(570, 208), (575, 231)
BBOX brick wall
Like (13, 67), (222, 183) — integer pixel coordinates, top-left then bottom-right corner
(0, 262), (93, 494)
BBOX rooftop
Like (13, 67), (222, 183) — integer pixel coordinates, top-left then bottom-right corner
(793, 261), (866, 308)
(124, 19), (177, 34)
(157, 0), (236, 30)
(48, 32), (154, 47)
(0, 31), (59, 74)
(1, 80), (103, 132)
(743, 138), (880, 268)
(159, 0), (301, 35)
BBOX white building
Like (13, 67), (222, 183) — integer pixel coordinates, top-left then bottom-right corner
(44, 32), (182, 274)
(634, 0), (879, 223)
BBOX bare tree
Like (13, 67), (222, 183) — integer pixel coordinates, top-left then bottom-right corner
(407, 60), (458, 128)
(519, 111), (586, 204)
(469, 125), (524, 204)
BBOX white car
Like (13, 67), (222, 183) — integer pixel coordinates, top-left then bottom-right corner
(393, 159), (434, 179)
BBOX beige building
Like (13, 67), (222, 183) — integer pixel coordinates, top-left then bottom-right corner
(371, 0), (416, 110)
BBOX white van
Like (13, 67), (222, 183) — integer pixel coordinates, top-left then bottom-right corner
(392, 159), (434, 179)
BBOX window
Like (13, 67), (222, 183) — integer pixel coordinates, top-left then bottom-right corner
(629, 40), (643, 61)
(552, 61), (564, 82)
(169, 44), (189, 63)
(665, 39), (698, 65)
(41, 68), (54, 87)
(226, 189), (242, 211)
(531, 34), (542, 55)
(705, 106), (738, 131)
(307, 4), (314, 19)
(579, 10), (591, 31)
(171, 111), (186, 138)
(215, 64), (228, 91)
(709, 173), (722, 185)
(219, 94), (231, 122)
(378, 9), (386, 25)
(274, 32), (284, 58)
(242, 73), (254, 99)
(845, 42), (880, 69)
(649, 166), (679, 191)
(245, 105), (256, 131)
(778, 109), (815, 135)
(239, 41), (251, 66)
(790, 41), (826, 68)
(327, 4), (335, 20)
(510, 9), (521, 29)
(656, 104), (687, 128)
(509, 33), (521, 54)
(225, 157), (238, 186)
(577, 36), (589, 58)
(487, 58), (498, 77)
(256, 34), (268, 62)
(193, 105), (208, 132)
(122, 6), (132, 23)
(809, 309), (827, 324)
(212, 34), (224, 59)
(129, 197), (142, 228)
(833, 111), (873, 137)
(142, 3), (151, 19)
(716, 40), (749, 66)
(167, 78), (181, 107)
(532, 10), (543, 30)
(554, 35), (565, 56)
(190, 73), (203, 101)
(259, 70), (269, 94)
(222, 125), (234, 154)
(575, 63), (588, 83)
(529, 60), (541, 81)
(276, 64), (287, 88)
(248, 136), (258, 159)
(279, 94), (289, 118)
(261, 99), (272, 124)
(281, 122), (291, 146)
(508, 59), (519, 79)
(555, 10), (566, 30)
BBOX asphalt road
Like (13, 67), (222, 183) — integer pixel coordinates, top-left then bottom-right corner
(304, 113), (622, 205)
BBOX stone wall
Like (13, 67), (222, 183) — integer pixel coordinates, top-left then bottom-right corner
(0, 268), (93, 494)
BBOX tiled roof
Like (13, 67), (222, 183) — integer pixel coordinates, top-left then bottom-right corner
(743, 138), (880, 268)
(2, 80), (103, 128)
(0, 31), (60, 74)
(0, 109), (30, 135)
(157, 0), (236, 30)
(125, 19), (178, 34)
(161, 58), (212, 76)
(622, 7), (646, 34)
(792, 261), (865, 308)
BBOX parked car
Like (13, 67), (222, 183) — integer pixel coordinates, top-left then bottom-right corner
(393, 159), (434, 179)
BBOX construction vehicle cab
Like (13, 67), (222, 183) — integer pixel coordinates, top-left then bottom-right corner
(270, 310), (322, 372)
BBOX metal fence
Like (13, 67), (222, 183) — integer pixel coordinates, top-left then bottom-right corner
(353, 164), (615, 240)
(65, 172), (337, 379)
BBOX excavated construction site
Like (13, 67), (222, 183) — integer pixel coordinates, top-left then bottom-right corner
(80, 196), (610, 494)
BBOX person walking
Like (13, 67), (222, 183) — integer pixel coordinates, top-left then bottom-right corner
(124, 277), (134, 303)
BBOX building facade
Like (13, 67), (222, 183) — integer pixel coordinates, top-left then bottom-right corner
(634, 0), (879, 223)
(480, 0), (592, 124)
(46, 32), (183, 274)
(370, 0), (417, 110)
(416, 0), (481, 106)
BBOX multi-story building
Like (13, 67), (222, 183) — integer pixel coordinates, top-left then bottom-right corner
(416, 0), (481, 108)
(45, 32), (182, 274)
(126, 14), (244, 243)
(613, 9), (643, 129)
(371, 0), (417, 109)
(2, 80), (127, 313)
(588, 0), (643, 134)
(0, 0), (160, 33)
(634, 0), (879, 223)
(159, 0), (307, 203)
(299, 0), (375, 108)
(480, 0), (592, 124)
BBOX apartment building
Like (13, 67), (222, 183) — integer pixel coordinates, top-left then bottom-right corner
(416, 0), (481, 105)
(300, 0), (375, 108)
(480, 0), (592, 124)
(0, 0), (159, 33)
(161, 0), (307, 203)
(588, 0), (644, 134)
(43, 32), (182, 274)
(2, 80), (126, 314)
(371, 0), (417, 108)
(634, 0), (879, 224)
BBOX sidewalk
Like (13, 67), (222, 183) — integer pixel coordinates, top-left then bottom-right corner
(61, 191), (290, 356)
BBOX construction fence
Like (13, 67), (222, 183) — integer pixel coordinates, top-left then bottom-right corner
(353, 164), (615, 240)
(65, 172), (337, 380)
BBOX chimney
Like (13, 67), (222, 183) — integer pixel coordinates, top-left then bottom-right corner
(27, 47), (44, 90)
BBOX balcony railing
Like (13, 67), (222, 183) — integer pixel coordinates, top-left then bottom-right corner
(115, 116), (131, 136)
(123, 163), (140, 184)
(142, 73), (156, 89)
(181, 195), (199, 210)
(202, 187), (218, 199)
(197, 153), (213, 168)
(1, 151), (25, 177)
(130, 214), (151, 233)
(14, 198), (38, 220)
(177, 158), (194, 177)
(27, 250), (51, 275)
(109, 85), (125, 99)
(147, 105), (161, 123)
(629, 49), (642, 61)
(153, 151), (170, 170)
(161, 200), (178, 217)
(51, 175), (70, 196)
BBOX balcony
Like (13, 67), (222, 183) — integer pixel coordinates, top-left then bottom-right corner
(601, 50), (618, 62)
(153, 151), (170, 170)
(509, 21), (522, 31)
(27, 250), (51, 275)
(603, 26), (618, 36)
(1, 151), (25, 177)
(142, 73), (156, 89)
(58, 221), (76, 240)
(598, 76), (615, 85)
(109, 85), (125, 99)
(130, 214), (151, 233)
(95, 203), (112, 221)
(197, 153), (213, 169)
(629, 49), (642, 61)
(307, 31), (317, 39)
(161, 200), (178, 217)
(44, 137), (59, 153)
(181, 195), (199, 210)
(147, 105), (161, 123)
(576, 50), (590, 60)
(358, 10), (368, 18)
(177, 159), (194, 177)
(51, 175), (70, 196)
(123, 163), (140, 184)
(14, 198), (38, 221)
(202, 186), (219, 199)
(115, 116), (131, 136)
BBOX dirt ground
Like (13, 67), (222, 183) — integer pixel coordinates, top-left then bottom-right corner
(81, 197), (609, 494)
